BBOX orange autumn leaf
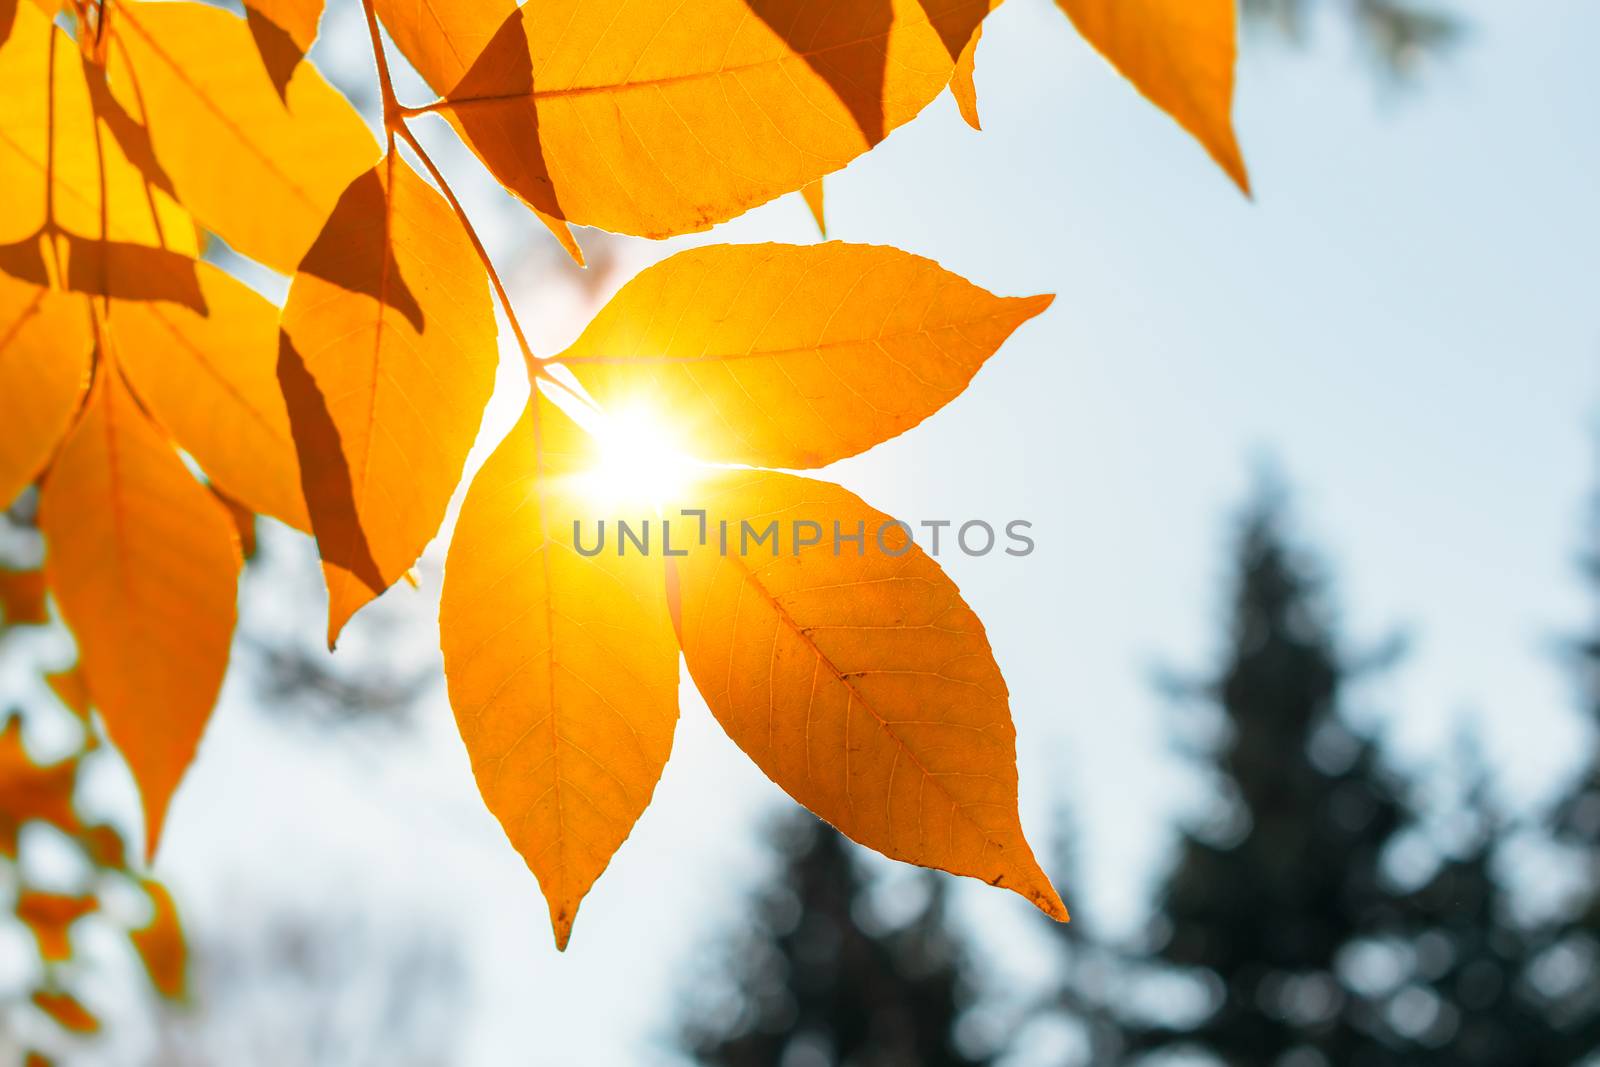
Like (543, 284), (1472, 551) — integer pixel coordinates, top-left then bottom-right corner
(0, 2), (195, 256)
(0, 566), (48, 625)
(108, 0), (377, 272)
(40, 363), (241, 858)
(428, 0), (988, 239)
(16, 891), (96, 961)
(440, 394), (679, 950)
(80, 822), (128, 869)
(370, 0), (504, 94)
(369, 0), (582, 263)
(0, 717), (79, 855)
(560, 243), (1052, 469)
(31, 990), (99, 1034)
(46, 666), (91, 719)
(1056, 0), (1250, 193)
(280, 154), (496, 645)
(0, 277), (91, 508)
(110, 260), (310, 532)
(952, 22), (983, 130)
(130, 879), (187, 999)
(669, 470), (1065, 920)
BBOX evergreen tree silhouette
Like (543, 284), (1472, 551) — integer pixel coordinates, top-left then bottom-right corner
(1095, 483), (1572, 1066)
(683, 813), (991, 1067)
(1390, 742), (1571, 1065)
(1542, 476), (1600, 1058)
(1119, 486), (1412, 1064)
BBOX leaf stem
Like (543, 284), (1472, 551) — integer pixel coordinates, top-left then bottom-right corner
(357, 0), (544, 383)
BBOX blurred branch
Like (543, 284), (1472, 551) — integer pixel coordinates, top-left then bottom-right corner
(1242, 0), (1463, 82)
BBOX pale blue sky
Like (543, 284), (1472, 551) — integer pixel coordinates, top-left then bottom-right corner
(52, 0), (1600, 1062)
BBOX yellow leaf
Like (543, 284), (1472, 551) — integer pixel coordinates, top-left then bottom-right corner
(109, 1), (377, 272)
(364, 0), (582, 263)
(16, 891), (96, 962)
(243, 0), (325, 99)
(111, 260), (310, 532)
(561, 243), (1052, 469)
(801, 180), (826, 238)
(280, 154), (496, 645)
(370, 0), (504, 95)
(0, 277), (90, 511)
(671, 470), (1065, 919)
(952, 22), (982, 131)
(0, 566), (48, 625)
(31, 990), (99, 1034)
(440, 393), (680, 950)
(0, 717), (79, 856)
(0, 4), (195, 254)
(430, 0), (988, 238)
(1056, 0), (1250, 194)
(131, 879), (186, 999)
(40, 362), (241, 858)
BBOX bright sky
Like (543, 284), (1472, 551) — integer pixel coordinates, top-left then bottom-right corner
(52, 0), (1600, 1063)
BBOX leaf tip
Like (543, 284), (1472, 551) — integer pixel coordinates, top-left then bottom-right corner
(1217, 137), (1253, 199)
(801, 181), (826, 238)
(1007, 858), (1069, 922)
(548, 901), (577, 952)
(324, 609), (348, 652)
(141, 806), (167, 868)
(1015, 292), (1056, 324)
(1038, 889), (1071, 923)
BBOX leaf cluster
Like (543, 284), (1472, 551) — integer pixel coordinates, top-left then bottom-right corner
(0, 0), (1256, 955)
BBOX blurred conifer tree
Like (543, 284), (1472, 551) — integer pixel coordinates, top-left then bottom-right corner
(1087, 486), (1569, 1065)
(683, 814), (992, 1067)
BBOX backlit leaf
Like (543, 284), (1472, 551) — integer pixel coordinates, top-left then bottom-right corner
(46, 667), (91, 719)
(561, 243), (1052, 469)
(371, 0), (506, 95)
(0, 4), (195, 254)
(0, 717), (79, 856)
(0, 268), (93, 502)
(670, 470), (1065, 919)
(80, 823), (128, 869)
(280, 154), (496, 645)
(368, 0), (583, 263)
(16, 891), (96, 961)
(31, 990), (99, 1034)
(440, 394), (679, 949)
(1056, 0), (1249, 193)
(244, 0), (325, 100)
(0, 566), (48, 625)
(109, 0), (377, 272)
(952, 22), (982, 130)
(40, 363), (241, 858)
(111, 260), (310, 532)
(131, 879), (187, 999)
(429, 0), (988, 238)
